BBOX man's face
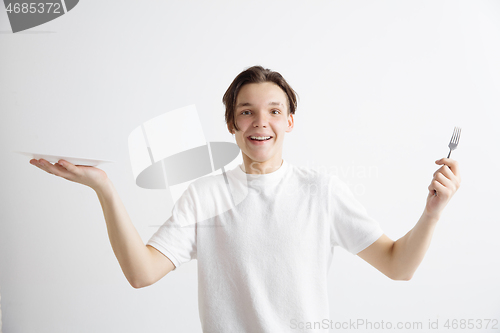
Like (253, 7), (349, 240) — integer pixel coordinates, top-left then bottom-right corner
(228, 82), (294, 171)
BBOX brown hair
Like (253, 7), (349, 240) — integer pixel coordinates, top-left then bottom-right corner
(223, 65), (298, 132)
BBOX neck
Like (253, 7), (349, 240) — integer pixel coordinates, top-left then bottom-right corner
(241, 155), (283, 175)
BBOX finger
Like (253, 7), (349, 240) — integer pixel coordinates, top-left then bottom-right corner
(437, 167), (461, 191)
(57, 159), (74, 170)
(37, 159), (59, 174)
(37, 159), (71, 178)
(30, 158), (48, 170)
(435, 158), (461, 179)
(30, 159), (47, 171)
(434, 172), (455, 190)
(435, 160), (461, 190)
(30, 159), (42, 169)
(433, 164), (455, 181)
(53, 163), (77, 180)
(57, 159), (82, 176)
(428, 178), (448, 196)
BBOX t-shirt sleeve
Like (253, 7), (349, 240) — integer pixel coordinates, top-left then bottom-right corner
(147, 184), (197, 270)
(328, 175), (384, 255)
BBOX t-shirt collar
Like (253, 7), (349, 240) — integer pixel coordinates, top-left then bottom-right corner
(233, 159), (289, 186)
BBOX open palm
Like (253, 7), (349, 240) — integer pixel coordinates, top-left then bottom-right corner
(30, 158), (109, 191)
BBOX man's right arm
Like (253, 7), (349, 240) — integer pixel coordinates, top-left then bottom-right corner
(29, 158), (175, 289)
(95, 178), (175, 288)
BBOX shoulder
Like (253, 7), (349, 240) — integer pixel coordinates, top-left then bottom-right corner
(173, 172), (233, 224)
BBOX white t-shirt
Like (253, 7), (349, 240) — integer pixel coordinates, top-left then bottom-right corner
(147, 159), (383, 332)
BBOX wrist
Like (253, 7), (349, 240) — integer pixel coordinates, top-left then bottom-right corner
(92, 177), (113, 197)
(421, 209), (441, 225)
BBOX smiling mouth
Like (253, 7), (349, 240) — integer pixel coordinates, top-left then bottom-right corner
(248, 136), (273, 141)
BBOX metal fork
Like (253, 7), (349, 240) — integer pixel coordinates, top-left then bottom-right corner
(447, 127), (461, 158)
(433, 127), (461, 196)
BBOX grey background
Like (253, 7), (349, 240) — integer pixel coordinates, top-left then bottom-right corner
(1, 1), (499, 332)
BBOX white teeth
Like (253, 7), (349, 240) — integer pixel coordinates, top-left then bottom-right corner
(250, 136), (271, 140)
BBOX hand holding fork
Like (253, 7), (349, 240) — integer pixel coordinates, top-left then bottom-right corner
(425, 127), (462, 220)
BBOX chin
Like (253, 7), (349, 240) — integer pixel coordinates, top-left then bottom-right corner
(243, 151), (270, 162)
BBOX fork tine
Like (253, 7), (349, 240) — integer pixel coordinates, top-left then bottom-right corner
(450, 127), (457, 143)
(447, 127), (461, 159)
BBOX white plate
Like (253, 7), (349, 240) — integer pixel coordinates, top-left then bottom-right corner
(15, 151), (115, 166)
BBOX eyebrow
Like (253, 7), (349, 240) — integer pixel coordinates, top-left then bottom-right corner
(236, 101), (283, 108)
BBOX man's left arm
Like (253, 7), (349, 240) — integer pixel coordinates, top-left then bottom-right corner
(357, 158), (461, 281)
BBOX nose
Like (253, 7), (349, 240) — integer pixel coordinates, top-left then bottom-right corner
(253, 110), (269, 128)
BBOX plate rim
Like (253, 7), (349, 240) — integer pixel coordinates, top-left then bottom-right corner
(14, 150), (116, 164)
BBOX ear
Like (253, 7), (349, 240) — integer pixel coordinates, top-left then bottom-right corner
(285, 113), (294, 133)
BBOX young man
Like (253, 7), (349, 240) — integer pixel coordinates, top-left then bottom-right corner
(30, 65), (461, 332)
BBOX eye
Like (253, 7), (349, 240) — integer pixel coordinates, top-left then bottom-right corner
(271, 109), (280, 114)
(241, 110), (251, 115)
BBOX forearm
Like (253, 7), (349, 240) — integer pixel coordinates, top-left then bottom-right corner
(358, 158), (460, 281)
(390, 211), (439, 280)
(94, 178), (153, 287)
